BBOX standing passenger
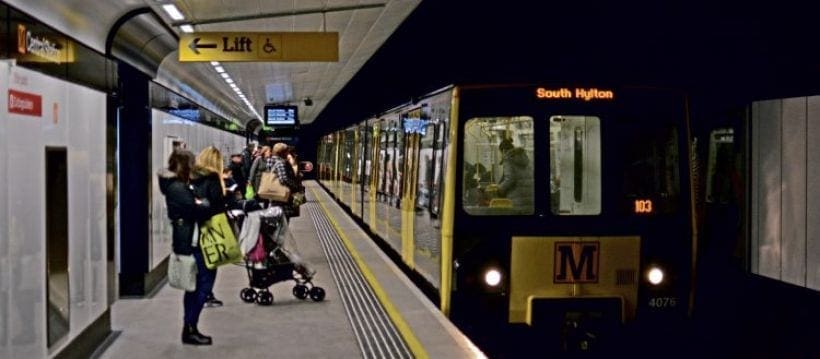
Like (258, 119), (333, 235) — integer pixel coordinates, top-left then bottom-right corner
(241, 143), (256, 184)
(249, 145), (272, 193)
(191, 146), (228, 308)
(157, 149), (212, 345)
(271, 143), (315, 278)
(228, 154), (247, 196)
(494, 138), (533, 211)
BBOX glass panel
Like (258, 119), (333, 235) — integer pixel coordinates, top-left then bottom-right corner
(463, 116), (534, 215)
(549, 116), (601, 215)
(706, 128), (736, 204)
(377, 127), (390, 203)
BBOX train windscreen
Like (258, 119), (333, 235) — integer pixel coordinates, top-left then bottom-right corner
(462, 116), (535, 215)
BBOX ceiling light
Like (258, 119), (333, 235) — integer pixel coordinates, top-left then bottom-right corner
(210, 61), (220, 66)
(162, 4), (185, 21)
(220, 73), (230, 79)
(214, 66), (225, 73)
(179, 24), (194, 33)
(225, 78), (234, 84)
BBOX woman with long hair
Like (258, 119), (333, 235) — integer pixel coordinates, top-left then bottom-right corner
(191, 146), (228, 308)
(157, 149), (213, 345)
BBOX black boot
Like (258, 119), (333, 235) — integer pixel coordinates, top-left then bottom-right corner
(181, 324), (212, 345)
(204, 293), (223, 308)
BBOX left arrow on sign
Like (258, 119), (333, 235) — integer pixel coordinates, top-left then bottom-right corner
(188, 38), (218, 55)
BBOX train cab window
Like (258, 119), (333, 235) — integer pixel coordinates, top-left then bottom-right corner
(623, 125), (680, 213)
(462, 116), (534, 215)
(549, 116), (602, 215)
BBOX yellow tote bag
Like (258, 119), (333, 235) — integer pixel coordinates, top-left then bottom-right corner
(199, 213), (243, 269)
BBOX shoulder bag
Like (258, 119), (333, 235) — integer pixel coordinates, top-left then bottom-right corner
(199, 212), (244, 269)
(257, 171), (291, 202)
(167, 253), (197, 292)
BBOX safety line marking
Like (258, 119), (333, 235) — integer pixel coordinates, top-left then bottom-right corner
(309, 185), (429, 359)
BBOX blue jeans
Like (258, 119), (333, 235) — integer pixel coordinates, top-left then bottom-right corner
(183, 250), (217, 326)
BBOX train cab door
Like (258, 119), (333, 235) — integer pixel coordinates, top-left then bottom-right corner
(400, 109), (423, 267)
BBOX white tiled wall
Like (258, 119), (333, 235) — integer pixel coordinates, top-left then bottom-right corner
(0, 63), (107, 357)
(149, 110), (246, 270)
(752, 96), (820, 291)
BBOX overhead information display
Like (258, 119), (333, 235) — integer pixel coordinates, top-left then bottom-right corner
(179, 32), (339, 62)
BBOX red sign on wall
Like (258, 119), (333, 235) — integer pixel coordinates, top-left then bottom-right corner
(8, 89), (42, 116)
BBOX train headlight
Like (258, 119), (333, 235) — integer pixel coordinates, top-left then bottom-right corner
(647, 267), (664, 285)
(484, 268), (502, 287)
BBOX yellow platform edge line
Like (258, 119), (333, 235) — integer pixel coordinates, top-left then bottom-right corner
(309, 186), (429, 359)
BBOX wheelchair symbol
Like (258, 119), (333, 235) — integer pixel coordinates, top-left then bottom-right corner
(263, 38), (277, 54)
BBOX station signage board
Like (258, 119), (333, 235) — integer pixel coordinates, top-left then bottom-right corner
(15, 24), (74, 64)
(179, 32), (339, 62)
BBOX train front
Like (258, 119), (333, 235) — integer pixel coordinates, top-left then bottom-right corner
(450, 85), (693, 354)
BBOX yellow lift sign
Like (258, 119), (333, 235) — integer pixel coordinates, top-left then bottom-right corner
(179, 32), (338, 62)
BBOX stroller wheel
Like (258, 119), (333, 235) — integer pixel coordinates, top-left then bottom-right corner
(257, 290), (274, 306)
(293, 285), (309, 300)
(240, 288), (257, 303)
(309, 286), (326, 302)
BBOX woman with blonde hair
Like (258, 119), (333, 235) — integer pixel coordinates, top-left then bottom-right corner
(191, 146), (228, 310)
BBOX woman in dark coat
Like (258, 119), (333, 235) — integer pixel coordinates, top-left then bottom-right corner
(157, 149), (213, 346)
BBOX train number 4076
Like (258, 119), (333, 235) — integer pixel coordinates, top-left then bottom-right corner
(648, 297), (677, 308)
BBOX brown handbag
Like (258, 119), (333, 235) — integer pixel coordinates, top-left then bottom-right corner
(257, 171), (291, 202)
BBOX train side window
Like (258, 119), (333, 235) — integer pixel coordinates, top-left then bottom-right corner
(462, 116), (534, 215)
(549, 116), (602, 215)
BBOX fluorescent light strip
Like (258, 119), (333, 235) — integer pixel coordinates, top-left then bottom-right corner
(220, 73), (230, 79)
(225, 78), (234, 84)
(162, 4), (185, 21)
(214, 66), (225, 73)
(179, 24), (194, 33)
(210, 61), (220, 66)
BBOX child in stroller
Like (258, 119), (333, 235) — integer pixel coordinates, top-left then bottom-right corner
(233, 206), (325, 305)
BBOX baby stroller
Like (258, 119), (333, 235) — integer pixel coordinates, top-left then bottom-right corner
(235, 207), (325, 306)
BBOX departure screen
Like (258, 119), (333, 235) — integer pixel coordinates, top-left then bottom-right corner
(265, 105), (298, 126)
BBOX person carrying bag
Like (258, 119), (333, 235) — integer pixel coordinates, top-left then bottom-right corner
(257, 170), (292, 202)
(259, 143), (300, 217)
(158, 149), (213, 346)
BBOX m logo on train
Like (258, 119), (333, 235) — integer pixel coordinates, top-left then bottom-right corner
(554, 242), (600, 283)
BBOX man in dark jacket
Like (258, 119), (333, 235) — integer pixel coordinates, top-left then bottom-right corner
(496, 138), (534, 212)
(228, 154), (247, 196)
(241, 144), (255, 181)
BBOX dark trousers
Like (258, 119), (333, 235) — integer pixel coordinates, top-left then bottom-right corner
(183, 250), (217, 326)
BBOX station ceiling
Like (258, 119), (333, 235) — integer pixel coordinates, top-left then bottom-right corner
(5, 0), (420, 127)
(6, 1), (820, 132)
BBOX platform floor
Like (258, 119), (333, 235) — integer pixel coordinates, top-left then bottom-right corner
(97, 181), (483, 358)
